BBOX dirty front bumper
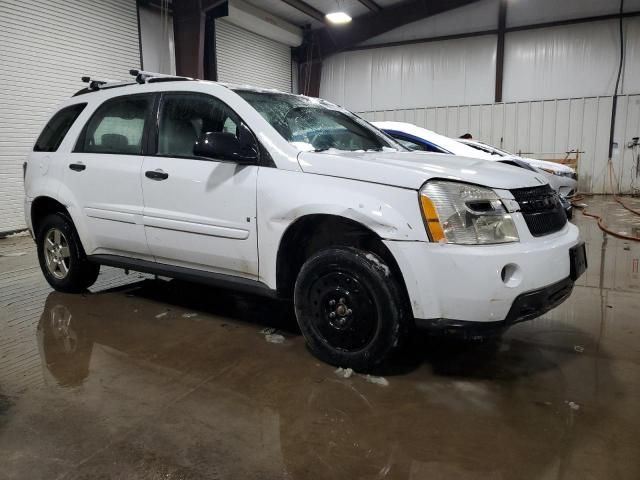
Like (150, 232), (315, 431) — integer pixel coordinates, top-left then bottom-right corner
(383, 222), (582, 324)
(414, 276), (575, 337)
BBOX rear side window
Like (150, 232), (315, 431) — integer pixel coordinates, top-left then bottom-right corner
(77, 95), (152, 155)
(34, 103), (86, 152)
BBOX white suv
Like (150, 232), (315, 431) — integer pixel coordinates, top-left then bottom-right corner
(24, 71), (587, 370)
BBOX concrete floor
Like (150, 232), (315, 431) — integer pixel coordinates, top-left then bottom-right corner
(1, 195), (639, 480)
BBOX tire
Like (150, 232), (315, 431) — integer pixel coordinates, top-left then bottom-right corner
(293, 247), (406, 371)
(36, 213), (100, 293)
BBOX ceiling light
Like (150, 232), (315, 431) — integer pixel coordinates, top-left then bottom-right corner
(325, 12), (352, 24)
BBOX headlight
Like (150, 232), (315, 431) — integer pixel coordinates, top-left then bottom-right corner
(420, 181), (519, 244)
(541, 168), (576, 180)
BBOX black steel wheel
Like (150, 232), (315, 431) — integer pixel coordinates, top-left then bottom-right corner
(294, 247), (406, 371)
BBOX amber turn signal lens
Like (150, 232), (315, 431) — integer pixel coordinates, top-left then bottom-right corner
(420, 195), (445, 242)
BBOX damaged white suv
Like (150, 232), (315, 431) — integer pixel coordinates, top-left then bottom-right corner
(24, 71), (587, 370)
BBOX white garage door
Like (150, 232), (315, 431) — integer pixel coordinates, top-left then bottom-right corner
(0, 0), (141, 234)
(215, 19), (292, 92)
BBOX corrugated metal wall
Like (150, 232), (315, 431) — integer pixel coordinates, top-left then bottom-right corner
(359, 95), (640, 194)
(320, 5), (640, 195)
(0, 0), (141, 234)
(215, 19), (292, 92)
(321, 35), (497, 112)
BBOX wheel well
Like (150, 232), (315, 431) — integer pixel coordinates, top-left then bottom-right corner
(276, 215), (411, 311)
(31, 197), (70, 236)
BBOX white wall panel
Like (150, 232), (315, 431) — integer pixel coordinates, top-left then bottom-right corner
(371, 47), (403, 110)
(503, 21), (619, 101)
(360, 0), (499, 47)
(319, 55), (345, 107)
(623, 17), (640, 95)
(0, 0), (140, 233)
(357, 95), (640, 195)
(507, 0), (640, 28)
(504, 18), (640, 102)
(343, 51), (372, 113)
(320, 35), (496, 111)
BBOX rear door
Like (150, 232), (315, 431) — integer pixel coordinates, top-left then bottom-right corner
(64, 93), (155, 259)
(141, 92), (259, 277)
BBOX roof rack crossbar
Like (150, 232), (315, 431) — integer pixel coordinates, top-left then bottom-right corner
(129, 69), (193, 84)
(81, 76), (132, 91)
(75, 69), (196, 97)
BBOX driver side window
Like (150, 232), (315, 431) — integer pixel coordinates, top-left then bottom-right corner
(157, 93), (240, 158)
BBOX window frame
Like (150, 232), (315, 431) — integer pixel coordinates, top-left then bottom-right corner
(73, 93), (157, 156)
(34, 103), (87, 152)
(385, 130), (450, 154)
(150, 91), (264, 165)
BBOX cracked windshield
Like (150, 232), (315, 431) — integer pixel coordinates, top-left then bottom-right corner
(235, 90), (401, 153)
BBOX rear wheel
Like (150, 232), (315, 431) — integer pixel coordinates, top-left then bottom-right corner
(36, 213), (99, 292)
(294, 247), (406, 371)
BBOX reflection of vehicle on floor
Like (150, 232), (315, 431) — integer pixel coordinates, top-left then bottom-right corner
(37, 288), (583, 480)
(375, 121), (574, 218)
(25, 70), (585, 371)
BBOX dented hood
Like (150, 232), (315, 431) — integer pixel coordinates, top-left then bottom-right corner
(297, 150), (548, 190)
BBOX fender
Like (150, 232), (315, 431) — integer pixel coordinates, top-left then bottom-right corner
(256, 167), (428, 289)
(53, 181), (97, 254)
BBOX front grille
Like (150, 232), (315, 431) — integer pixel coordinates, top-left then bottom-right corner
(510, 185), (567, 237)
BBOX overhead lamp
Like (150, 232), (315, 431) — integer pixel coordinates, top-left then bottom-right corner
(325, 11), (352, 24)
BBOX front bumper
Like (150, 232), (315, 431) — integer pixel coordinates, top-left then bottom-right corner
(384, 222), (582, 323)
(415, 276), (574, 337)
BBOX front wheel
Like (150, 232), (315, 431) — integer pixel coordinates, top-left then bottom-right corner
(36, 213), (100, 293)
(294, 247), (407, 372)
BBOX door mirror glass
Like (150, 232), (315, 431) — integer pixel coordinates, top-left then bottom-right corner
(194, 127), (258, 164)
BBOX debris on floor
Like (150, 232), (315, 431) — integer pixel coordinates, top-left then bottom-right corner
(334, 367), (388, 386)
(182, 313), (198, 318)
(574, 345), (585, 353)
(260, 327), (277, 335)
(335, 367), (354, 379)
(365, 375), (389, 387)
(265, 333), (285, 344)
(155, 311), (168, 319)
(567, 401), (580, 411)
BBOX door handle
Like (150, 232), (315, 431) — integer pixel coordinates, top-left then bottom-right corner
(145, 169), (169, 181)
(69, 163), (86, 172)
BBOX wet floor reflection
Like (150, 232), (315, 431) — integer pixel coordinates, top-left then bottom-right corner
(1, 196), (640, 479)
(7, 279), (630, 479)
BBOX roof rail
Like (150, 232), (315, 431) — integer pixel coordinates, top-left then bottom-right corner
(129, 69), (193, 84)
(73, 69), (195, 97)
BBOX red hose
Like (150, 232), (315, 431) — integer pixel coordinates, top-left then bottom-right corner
(571, 194), (640, 242)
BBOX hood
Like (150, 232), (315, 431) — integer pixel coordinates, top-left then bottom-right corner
(373, 121), (496, 161)
(297, 150), (549, 190)
(518, 157), (575, 173)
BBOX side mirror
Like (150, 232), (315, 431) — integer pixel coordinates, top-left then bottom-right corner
(193, 127), (258, 164)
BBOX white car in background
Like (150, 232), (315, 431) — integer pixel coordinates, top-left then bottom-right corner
(374, 121), (574, 217)
(458, 139), (578, 199)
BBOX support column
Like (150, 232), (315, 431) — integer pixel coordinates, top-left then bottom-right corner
(173, 0), (206, 78)
(495, 0), (507, 103)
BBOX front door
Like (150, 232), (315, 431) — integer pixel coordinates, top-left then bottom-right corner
(141, 92), (259, 278)
(64, 94), (155, 259)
